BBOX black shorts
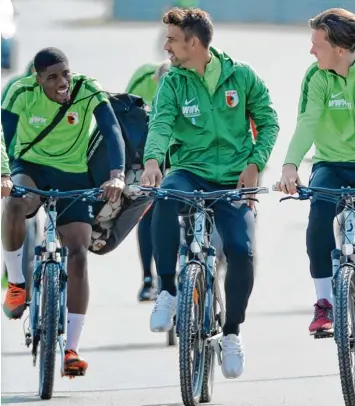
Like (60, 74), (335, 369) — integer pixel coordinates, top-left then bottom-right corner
(11, 159), (95, 227)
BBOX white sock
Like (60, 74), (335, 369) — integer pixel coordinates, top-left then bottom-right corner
(2, 246), (25, 284)
(65, 313), (85, 352)
(313, 277), (333, 305)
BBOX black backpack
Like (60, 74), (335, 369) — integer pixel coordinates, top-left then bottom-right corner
(87, 92), (149, 187)
(87, 92), (153, 255)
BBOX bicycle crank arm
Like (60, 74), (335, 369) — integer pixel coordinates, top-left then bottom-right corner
(207, 332), (223, 365)
(32, 334), (40, 367)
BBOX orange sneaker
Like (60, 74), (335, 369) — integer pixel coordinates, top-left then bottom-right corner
(3, 283), (26, 319)
(62, 350), (88, 378)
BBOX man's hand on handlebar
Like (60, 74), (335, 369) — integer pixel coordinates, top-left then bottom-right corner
(140, 159), (163, 187)
(275, 163), (303, 195)
(237, 164), (259, 208)
(1, 176), (13, 198)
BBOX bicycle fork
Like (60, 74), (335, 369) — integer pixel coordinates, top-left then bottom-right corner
(24, 246), (68, 370)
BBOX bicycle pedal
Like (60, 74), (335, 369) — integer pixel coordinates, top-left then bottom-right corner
(61, 368), (86, 378)
(25, 333), (32, 347)
(313, 330), (334, 339)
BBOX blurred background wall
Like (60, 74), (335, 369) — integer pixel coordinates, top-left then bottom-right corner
(112, 0), (354, 23)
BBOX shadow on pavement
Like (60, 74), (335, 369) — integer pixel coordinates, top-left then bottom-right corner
(142, 404), (221, 406)
(1, 394), (69, 404)
(2, 342), (166, 358)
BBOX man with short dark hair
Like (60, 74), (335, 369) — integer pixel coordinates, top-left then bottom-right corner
(276, 8), (355, 336)
(141, 8), (279, 379)
(1, 47), (126, 377)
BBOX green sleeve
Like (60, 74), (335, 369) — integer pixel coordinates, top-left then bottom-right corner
(1, 128), (11, 176)
(284, 67), (326, 167)
(143, 75), (178, 165)
(1, 76), (20, 104)
(245, 64), (280, 172)
(1, 80), (26, 115)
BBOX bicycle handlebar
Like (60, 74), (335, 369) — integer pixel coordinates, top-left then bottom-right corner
(10, 185), (105, 202)
(130, 185), (269, 202)
(273, 185), (355, 204)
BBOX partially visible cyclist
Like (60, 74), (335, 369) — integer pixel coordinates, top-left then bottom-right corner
(141, 8), (279, 379)
(1, 61), (35, 102)
(1, 47), (126, 377)
(275, 8), (355, 336)
(1, 126), (12, 198)
(126, 60), (171, 302)
(126, 60), (171, 107)
(1, 60), (38, 290)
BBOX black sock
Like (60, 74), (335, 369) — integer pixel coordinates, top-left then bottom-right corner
(223, 323), (240, 336)
(160, 275), (177, 296)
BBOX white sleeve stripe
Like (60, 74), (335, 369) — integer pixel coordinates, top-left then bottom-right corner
(151, 74), (168, 120)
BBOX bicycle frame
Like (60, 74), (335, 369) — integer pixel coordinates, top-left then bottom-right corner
(332, 196), (355, 315)
(332, 197), (355, 270)
(176, 202), (219, 339)
(29, 196), (69, 368)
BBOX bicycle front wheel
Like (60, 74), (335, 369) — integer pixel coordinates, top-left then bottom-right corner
(179, 263), (206, 406)
(334, 265), (355, 406)
(39, 262), (60, 400)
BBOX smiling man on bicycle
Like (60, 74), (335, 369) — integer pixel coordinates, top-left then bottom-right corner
(1, 47), (125, 377)
(141, 8), (279, 379)
(276, 8), (355, 336)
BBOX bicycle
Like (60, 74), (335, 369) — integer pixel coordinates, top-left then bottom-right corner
(277, 185), (355, 406)
(10, 185), (103, 400)
(132, 185), (268, 406)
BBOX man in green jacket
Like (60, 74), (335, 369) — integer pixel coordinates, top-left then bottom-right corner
(276, 8), (355, 337)
(141, 8), (279, 379)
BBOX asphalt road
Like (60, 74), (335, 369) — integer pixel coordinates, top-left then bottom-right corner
(1, 1), (344, 405)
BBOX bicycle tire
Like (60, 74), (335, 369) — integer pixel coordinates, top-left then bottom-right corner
(200, 289), (217, 403)
(179, 263), (206, 406)
(39, 262), (60, 400)
(334, 265), (355, 406)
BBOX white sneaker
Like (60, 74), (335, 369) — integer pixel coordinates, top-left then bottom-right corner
(150, 290), (177, 332)
(221, 334), (245, 379)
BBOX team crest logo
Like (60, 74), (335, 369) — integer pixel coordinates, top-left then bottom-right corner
(67, 112), (79, 125)
(225, 90), (238, 108)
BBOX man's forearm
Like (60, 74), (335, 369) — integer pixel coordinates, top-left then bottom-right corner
(94, 102), (125, 172)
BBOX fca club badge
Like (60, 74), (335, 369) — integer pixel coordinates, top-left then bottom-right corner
(225, 90), (238, 107)
(67, 112), (79, 125)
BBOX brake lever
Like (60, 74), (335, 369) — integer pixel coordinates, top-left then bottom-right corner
(279, 196), (299, 202)
(240, 197), (259, 203)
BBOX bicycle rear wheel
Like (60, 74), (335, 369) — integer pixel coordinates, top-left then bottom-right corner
(39, 262), (60, 400)
(179, 263), (206, 406)
(334, 265), (355, 406)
